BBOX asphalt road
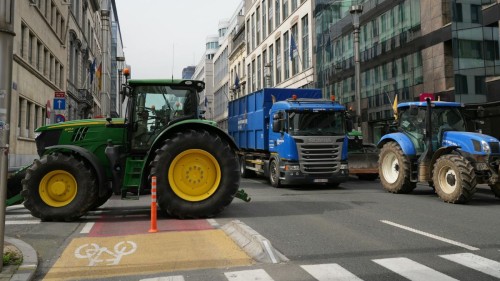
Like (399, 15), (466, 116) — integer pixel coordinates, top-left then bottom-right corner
(5, 176), (500, 280)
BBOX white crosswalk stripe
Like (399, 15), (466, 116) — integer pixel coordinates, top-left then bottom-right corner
(140, 276), (185, 281)
(440, 253), (500, 278)
(372, 257), (458, 281)
(225, 269), (275, 281)
(301, 263), (363, 281)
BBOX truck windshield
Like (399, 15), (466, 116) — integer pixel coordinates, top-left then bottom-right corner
(287, 110), (345, 136)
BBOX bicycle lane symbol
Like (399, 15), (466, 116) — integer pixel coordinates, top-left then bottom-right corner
(74, 241), (137, 266)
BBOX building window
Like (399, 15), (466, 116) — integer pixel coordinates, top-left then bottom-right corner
(252, 59), (256, 92)
(276, 37), (281, 84)
(268, 1), (273, 34)
(282, 0), (288, 20)
(252, 13), (256, 50)
(475, 76), (486, 95)
(291, 25), (299, 75)
(262, 1), (267, 39)
(275, 0), (280, 28)
(284, 32), (290, 79)
(302, 15), (309, 69)
(470, 4), (480, 24)
(269, 44), (274, 86)
(257, 55), (262, 89)
(291, 0), (297, 11)
(256, 7), (261, 45)
(455, 74), (468, 95)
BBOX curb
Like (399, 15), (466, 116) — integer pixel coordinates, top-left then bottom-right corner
(221, 220), (288, 264)
(5, 237), (38, 281)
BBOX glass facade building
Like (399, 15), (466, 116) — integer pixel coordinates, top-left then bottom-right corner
(315, 0), (500, 142)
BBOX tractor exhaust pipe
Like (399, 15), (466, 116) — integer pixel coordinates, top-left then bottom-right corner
(418, 98), (433, 182)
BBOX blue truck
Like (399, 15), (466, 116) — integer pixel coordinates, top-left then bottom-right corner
(228, 88), (349, 188)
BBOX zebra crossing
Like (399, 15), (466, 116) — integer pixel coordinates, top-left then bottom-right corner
(5, 204), (40, 225)
(143, 252), (500, 281)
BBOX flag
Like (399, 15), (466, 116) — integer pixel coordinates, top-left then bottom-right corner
(289, 34), (297, 61)
(234, 73), (240, 89)
(89, 59), (96, 84)
(393, 94), (398, 119)
(96, 62), (102, 91)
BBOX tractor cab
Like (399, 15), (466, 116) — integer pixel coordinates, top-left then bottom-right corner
(125, 80), (202, 151)
(397, 102), (466, 153)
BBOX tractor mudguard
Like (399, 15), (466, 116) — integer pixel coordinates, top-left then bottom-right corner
(378, 133), (417, 156)
(44, 145), (109, 197)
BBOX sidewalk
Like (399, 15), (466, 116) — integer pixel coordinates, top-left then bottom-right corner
(1, 237), (38, 281)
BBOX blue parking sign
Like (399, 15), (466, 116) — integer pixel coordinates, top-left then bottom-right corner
(53, 98), (66, 110)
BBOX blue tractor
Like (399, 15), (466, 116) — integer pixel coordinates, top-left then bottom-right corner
(377, 98), (500, 203)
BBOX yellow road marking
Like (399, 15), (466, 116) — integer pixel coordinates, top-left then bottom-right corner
(44, 230), (253, 280)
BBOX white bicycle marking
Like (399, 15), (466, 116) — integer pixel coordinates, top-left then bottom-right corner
(74, 241), (137, 266)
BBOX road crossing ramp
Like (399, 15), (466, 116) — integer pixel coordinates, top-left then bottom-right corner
(43, 229), (253, 280)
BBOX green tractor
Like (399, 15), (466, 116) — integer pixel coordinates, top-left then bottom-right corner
(21, 78), (245, 221)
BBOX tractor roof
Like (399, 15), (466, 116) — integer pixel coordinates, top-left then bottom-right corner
(128, 79), (205, 91)
(398, 101), (463, 109)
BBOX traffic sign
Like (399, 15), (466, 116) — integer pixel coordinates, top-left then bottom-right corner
(55, 114), (65, 123)
(55, 91), (65, 98)
(53, 98), (66, 110)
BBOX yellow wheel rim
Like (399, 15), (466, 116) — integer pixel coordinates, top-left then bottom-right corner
(39, 170), (78, 207)
(168, 149), (221, 202)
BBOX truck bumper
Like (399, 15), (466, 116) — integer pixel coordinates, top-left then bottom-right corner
(279, 163), (349, 185)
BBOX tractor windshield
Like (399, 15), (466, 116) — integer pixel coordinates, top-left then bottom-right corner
(287, 110), (345, 136)
(131, 85), (198, 149)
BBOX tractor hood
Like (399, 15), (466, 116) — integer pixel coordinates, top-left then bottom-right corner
(35, 118), (126, 132)
(442, 131), (500, 155)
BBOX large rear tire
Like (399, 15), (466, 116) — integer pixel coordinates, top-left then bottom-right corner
(378, 142), (416, 193)
(432, 154), (476, 204)
(22, 153), (98, 221)
(151, 129), (240, 219)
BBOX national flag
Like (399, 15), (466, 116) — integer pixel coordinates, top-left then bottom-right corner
(234, 73), (240, 89)
(289, 34), (298, 61)
(96, 62), (102, 91)
(89, 59), (96, 84)
(393, 94), (398, 119)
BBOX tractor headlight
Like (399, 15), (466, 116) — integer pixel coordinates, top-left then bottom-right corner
(481, 140), (491, 154)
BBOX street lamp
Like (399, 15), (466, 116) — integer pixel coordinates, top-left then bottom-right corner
(350, 4), (363, 132)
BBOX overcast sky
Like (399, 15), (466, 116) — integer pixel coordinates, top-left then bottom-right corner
(115, 0), (241, 79)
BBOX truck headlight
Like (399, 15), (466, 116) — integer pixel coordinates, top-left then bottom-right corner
(481, 140), (491, 154)
(286, 165), (300, 171)
(340, 164), (348, 170)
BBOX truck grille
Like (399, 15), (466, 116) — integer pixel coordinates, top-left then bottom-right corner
(71, 127), (89, 142)
(296, 137), (343, 174)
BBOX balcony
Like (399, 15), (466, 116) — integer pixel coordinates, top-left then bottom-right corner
(78, 89), (93, 106)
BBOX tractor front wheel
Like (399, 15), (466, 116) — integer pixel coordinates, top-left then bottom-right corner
(22, 153), (98, 221)
(432, 154), (476, 204)
(378, 142), (416, 193)
(151, 129), (240, 218)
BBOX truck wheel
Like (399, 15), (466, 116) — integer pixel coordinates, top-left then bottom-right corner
(432, 154), (476, 204)
(22, 153), (98, 221)
(488, 183), (500, 198)
(151, 129), (240, 219)
(240, 156), (254, 178)
(269, 160), (281, 188)
(378, 142), (416, 193)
